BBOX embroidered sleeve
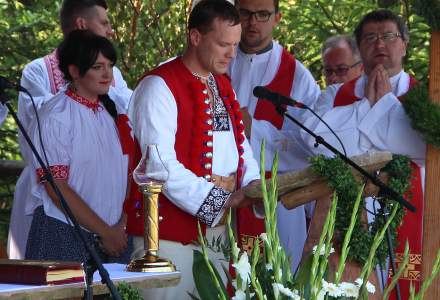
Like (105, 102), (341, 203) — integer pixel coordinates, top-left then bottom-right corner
(196, 186), (231, 226)
(36, 165), (70, 183)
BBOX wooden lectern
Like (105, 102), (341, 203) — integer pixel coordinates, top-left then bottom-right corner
(245, 151), (394, 299)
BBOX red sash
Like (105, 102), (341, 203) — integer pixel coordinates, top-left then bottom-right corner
(334, 75), (422, 299)
(236, 48), (296, 253)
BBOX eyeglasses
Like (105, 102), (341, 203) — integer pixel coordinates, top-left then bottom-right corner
(324, 61), (361, 77)
(239, 9), (275, 22)
(361, 32), (402, 45)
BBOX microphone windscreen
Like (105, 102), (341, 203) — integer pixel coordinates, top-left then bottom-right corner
(253, 86), (269, 98)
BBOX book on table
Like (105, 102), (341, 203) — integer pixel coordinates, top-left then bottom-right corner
(0, 259), (84, 285)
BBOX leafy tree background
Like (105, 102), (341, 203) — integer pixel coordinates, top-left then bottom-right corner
(0, 0), (431, 242)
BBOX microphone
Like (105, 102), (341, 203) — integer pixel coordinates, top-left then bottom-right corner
(253, 86), (307, 109)
(0, 76), (25, 92)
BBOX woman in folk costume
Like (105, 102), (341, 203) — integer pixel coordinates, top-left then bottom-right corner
(25, 30), (133, 262)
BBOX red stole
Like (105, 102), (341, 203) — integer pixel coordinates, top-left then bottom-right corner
(333, 75), (422, 299)
(125, 57), (245, 244)
(236, 48), (296, 254)
(252, 48), (296, 129)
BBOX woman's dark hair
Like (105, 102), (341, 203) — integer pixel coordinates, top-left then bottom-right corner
(58, 30), (118, 119)
(58, 29), (116, 82)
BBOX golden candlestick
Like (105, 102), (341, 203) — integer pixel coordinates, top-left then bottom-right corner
(127, 182), (176, 272)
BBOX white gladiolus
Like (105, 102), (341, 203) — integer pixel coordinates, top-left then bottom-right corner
(272, 283), (302, 299)
(232, 253), (251, 285)
(321, 279), (343, 298)
(339, 282), (360, 298)
(312, 244), (335, 256)
(355, 278), (376, 294)
(232, 290), (246, 300)
(260, 233), (268, 242)
(266, 263), (273, 271)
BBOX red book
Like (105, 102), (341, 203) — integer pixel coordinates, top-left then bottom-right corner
(0, 259), (84, 285)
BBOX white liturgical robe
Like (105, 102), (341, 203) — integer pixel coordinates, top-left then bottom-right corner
(228, 41), (321, 272)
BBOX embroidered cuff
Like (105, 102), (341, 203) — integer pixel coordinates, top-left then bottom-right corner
(36, 165), (69, 183)
(196, 186), (231, 226)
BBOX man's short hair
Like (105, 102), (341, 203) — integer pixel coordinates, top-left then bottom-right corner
(235, 0), (279, 12)
(322, 35), (361, 62)
(354, 9), (409, 46)
(188, 0), (240, 34)
(60, 0), (108, 35)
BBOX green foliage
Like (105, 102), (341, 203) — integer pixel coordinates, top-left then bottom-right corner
(107, 0), (189, 87)
(310, 154), (412, 265)
(403, 83), (440, 148)
(114, 281), (143, 300)
(413, 0), (440, 30)
(192, 249), (228, 300)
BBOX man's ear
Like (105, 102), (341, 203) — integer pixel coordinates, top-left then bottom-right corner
(189, 28), (202, 47)
(68, 65), (80, 81)
(274, 12), (282, 26)
(74, 17), (88, 30)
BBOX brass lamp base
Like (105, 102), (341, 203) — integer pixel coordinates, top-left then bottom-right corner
(126, 252), (176, 273)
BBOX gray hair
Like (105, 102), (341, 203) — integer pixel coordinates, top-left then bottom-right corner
(322, 35), (361, 62)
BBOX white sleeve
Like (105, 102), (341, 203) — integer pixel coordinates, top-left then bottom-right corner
(302, 90), (426, 164)
(241, 136), (260, 186)
(128, 75), (227, 225)
(357, 92), (426, 163)
(108, 66), (133, 112)
(19, 61), (55, 124)
(291, 60), (321, 109)
(284, 60), (321, 127)
(29, 113), (72, 180)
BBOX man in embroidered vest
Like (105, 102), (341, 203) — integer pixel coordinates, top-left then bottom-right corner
(128, 1), (260, 299)
(227, 0), (321, 272)
(322, 35), (363, 86)
(8, 0), (133, 260)
(302, 9), (425, 299)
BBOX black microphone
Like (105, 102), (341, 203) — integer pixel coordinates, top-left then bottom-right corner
(0, 76), (25, 92)
(253, 86), (307, 109)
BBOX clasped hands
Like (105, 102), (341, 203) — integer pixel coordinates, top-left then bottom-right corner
(365, 64), (392, 106)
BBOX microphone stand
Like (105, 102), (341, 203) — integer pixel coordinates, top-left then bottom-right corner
(0, 89), (122, 300)
(271, 102), (411, 300)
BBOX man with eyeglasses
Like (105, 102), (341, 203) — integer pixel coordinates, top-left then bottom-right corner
(228, 0), (321, 273)
(303, 9), (425, 299)
(322, 35), (363, 86)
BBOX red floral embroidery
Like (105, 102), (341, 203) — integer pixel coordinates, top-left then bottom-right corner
(65, 89), (102, 112)
(36, 165), (69, 183)
(44, 49), (66, 94)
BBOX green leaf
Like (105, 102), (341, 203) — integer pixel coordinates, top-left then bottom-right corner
(192, 250), (228, 300)
(293, 254), (313, 299)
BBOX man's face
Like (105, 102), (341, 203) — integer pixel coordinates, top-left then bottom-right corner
(83, 6), (114, 38)
(192, 18), (241, 75)
(239, 0), (280, 53)
(359, 21), (407, 76)
(323, 43), (362, 85)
